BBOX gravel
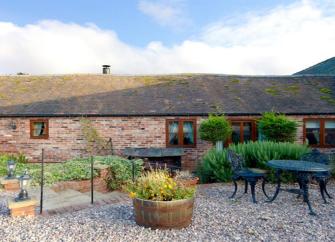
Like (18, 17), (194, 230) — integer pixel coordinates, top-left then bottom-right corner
(1, 181), (334, 242)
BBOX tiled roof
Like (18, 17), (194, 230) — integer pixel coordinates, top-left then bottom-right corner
(0, 74), (334, 116)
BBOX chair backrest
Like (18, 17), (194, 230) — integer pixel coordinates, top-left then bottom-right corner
(227, 149), (245, 172)
(300, 149), (329, 165)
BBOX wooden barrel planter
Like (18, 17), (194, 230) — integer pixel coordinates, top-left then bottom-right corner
(133, 197), (195, 229)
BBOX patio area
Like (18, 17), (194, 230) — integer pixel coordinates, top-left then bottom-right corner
(0, 181), (334, 242)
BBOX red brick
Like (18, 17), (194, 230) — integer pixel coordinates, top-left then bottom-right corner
(0, 115), (334, 171)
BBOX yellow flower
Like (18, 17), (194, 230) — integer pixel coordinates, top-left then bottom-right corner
(129, 192), (136, 199)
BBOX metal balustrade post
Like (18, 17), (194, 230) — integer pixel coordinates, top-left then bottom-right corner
(132, 159), (135, 182)
(40, 148), (44, 214)
(91, 156), (94, 204)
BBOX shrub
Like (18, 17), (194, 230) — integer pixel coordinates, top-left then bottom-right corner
(196, 158), (215, 184)
(200, 149), (232, 182)
(257, 112), (298, 142)
(96, 156), (143, 190)
(0, 153), (32, 178)
(197, 141), (310, 183)
(0, 154), (143, 189)
(329, 153), (335, 177)
(127, 169), (195, 201)
(199, 115), (232, 144)
(231, 141), (310, 169)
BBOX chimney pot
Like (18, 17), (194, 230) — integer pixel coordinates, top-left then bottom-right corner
(102, 65), (111, 74)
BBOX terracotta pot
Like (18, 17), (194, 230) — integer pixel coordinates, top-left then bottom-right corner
(177, 177), (199, 187)
(133, 197), (194, 229)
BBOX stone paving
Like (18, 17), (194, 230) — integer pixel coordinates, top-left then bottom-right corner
(5, 187), (129, 216)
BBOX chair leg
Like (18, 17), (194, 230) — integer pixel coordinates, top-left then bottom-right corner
(249, 180), (257, 203)
(262, 177), (270, 199)
(244, 180), (248, 194)
(324, 180), (333, 199)
(230, 180), (238, 199)
(297, 180), (302, 198)
(319, 180), (328, 204)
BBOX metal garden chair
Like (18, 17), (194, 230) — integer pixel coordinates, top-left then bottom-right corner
(227, 149), (269, 203)
(300, 149), (332, 203)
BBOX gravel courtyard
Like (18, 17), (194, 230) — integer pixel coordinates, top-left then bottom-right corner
(1, 181), (334, 242)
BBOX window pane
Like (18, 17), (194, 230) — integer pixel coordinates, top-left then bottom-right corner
(325, 121), (335, 145)
(168, 121), (179, 145)
(305, 121), (320, 145)
(33, 122), (46, 137)
(232, 123), (240, 144)
(243, 122), (252, 142)
(183, 121), (194, 145)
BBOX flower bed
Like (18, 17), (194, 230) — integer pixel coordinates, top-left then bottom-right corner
(0, 154), (142, 190)
(51, 165), (110, 193)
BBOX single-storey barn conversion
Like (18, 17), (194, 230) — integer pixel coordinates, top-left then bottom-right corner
(0, 72), (334, 170)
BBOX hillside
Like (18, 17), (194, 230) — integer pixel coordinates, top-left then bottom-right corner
(294, 57), (335, 75)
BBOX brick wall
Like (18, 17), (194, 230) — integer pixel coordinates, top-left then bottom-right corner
(0, 114), (334, 170)
(51, 166), (110, 193)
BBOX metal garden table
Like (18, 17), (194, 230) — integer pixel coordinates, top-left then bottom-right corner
(266, 160), (331, 215)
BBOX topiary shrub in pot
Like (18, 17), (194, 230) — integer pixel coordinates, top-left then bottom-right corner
(199, 115), (232, 151)
(257, 112), (298, 143)
(127, 169), (196, 229)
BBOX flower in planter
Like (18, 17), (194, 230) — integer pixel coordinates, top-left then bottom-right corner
(129, 169), (196, 229)
(129, 191), (137, 199)
(127, 169), (195, 201)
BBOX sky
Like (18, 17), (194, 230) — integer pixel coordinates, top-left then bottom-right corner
(0, 0), (335, 75)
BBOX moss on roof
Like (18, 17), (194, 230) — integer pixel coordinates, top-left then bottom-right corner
(0, 74), (191, 106)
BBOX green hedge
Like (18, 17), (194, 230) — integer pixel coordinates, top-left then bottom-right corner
(197, 141), (310, 183)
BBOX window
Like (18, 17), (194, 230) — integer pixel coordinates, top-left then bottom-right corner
(30, 119), (49, 139)
(229, 120), (257, 144)
(166, 119), (196, 147)
(325, 121), (335, 145)
(305, 120), (320, 145)
(304, 119), (335, 147)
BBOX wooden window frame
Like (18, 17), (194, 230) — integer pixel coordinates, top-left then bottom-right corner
(30, 119), (49, 139)
(166, 118), (197, 148)
(303, 118), (335, 148)
(227, 119), (257, 144)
